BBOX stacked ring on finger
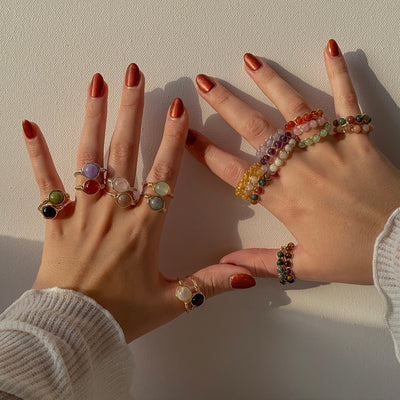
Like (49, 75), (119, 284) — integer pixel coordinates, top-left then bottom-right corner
(332, 114), (373, 134)
(285, 109), (325, 134)
(235, 162), (269, 204)
(276, 242), (296, 284)
(105, 177), (138, 208)
(142, 181), (173, 212)
(74, 162), (107, 195)
(297, 122), (332, 148)
(175, 278), (205, 312)
(38, 190), (71, 219)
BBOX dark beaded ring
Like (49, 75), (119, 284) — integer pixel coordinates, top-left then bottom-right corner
(276, 242), (296, 285)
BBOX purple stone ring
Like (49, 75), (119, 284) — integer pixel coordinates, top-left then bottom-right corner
(74, 162), (107, 179)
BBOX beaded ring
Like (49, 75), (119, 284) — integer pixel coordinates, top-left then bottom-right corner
(332, 114), (373, 134)
(38, 190), (71, 219)
(142, 181), (173, 212)
(276, 242), (296, 284)
(285, 109), (324, 133)
(235, 162), (269, 204)
(175, 278), (205, 312)
(297, 122), (332, 148)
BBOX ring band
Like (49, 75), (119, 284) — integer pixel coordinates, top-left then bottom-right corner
(38, 190), (71, 219)
(74, 162), (107, 179)
(105, 191), (137, 208)
(277, 242), (296, 284)
(175, 278), (205, 312)
(143, 181), (173, 212)
(75, 180), (105, 195)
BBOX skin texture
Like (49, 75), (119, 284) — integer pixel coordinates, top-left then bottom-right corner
(186, 40), (400, 285)
(23, 65), (254, 343)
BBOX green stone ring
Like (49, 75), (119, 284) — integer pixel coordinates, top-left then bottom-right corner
(142, 181), (173, 212)
(38, 190), (71, 219)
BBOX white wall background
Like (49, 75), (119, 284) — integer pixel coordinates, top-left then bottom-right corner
(1, 1), (400, 399)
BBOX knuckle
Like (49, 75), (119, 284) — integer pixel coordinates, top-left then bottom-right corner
(337, 91), (358, 107)
(36, 177), (55, 195)
(85, 101), (103, 119)
(77, 150), (98, 165)
(288, 99), (309, 119)
(213, 90), (230, 107)
(243, 113), (271, 140)
(223, 160), (246, 186)
(109, 141), (133, 164)
(151, 161), (175, 182)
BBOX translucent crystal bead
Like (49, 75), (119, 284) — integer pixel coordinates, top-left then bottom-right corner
(274, 158), (283, 167)
(112, 177), (130, 192)
(250, 175), (258, 184)
(154, 182), (170, 196)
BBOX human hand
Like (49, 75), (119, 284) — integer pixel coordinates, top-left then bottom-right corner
(186, 40), (400, 285)
(22, 65), (256, 343)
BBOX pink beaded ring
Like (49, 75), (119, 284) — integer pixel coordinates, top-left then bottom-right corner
(105, 176), (138, 208)
(74, 162), (107, 195)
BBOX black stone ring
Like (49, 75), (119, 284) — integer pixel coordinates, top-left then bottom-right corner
(38, 190), (71, 219)
(175, 278), (205, 312)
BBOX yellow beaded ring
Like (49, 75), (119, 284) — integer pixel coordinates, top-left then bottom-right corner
(235, 163), (269, 204)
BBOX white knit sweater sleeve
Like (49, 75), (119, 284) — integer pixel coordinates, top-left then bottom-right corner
(0, 287), (135, 400)
(373, 206), (400, 363)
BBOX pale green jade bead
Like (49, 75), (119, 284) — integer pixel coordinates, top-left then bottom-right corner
(154, 181), (170, 196)
(305, 138), (313, 146)
(313, 134), (321, 143)
(319, 128), (328, 137)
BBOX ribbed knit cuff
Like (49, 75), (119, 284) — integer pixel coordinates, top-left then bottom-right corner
(0, 288), (135, 400)
(373, 206), (400, 363)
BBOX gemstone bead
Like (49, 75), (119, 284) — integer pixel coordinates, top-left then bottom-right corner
(274, 141), (282, 148)
(298, 141), (306, 149)
(254, 186), (263, 194)
(319, 129), (328, 137)
(363, 114), (371, 123)
(346, 116), (355, 124)
(305, 138), (313, 146)
(278, 273), (285, 280)
(83, 180), (101, 194)
(82, 162), (101, 179)
(42, 205), (57, 219)
(267, 148), (276, 156)
(112, 177), (130, 192)
(277, 251), (284, 257)
(49, 190), (64, 205)
(191, 293), (205, 307)
(338, 118), (346, 126)
(116, 193), (133, 208)
(149, 196), (164, 210)
(355, 114), (363, 123)
(277, 266), (285, 273)
(250, 194), (259, 202)
(277, 259), (284, 265)
(258, 178), (267, 186)
(154, 181), (170, 196)
(312, 134), (320, 143)
(176, 285), (192, 302)
(279, 151), (288, 160)
(309, 120), (318, 128)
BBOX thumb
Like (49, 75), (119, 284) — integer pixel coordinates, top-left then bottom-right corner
(219, 248), (281, 278)
(190, 264), (256, 300)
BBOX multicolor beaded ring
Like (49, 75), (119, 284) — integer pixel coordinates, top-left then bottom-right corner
(332, 114), (373, 134)
(105, 177), (138, 208)
(276, 242), (296, 284)
(142, 181), (173, 212)
(38, 190), (71, 219)
(175, 278), (205, 312)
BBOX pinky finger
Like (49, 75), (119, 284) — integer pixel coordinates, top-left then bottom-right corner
(22, 120), (65, 200)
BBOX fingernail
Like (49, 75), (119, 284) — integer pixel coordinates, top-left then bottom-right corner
(90, 73), (105, 97)
(170, 98), (184, 118)
(196, 74), (215, 93)
(22, 120), (36, 139)
(244, 53), (261, 71)
(125, 63), (140, 87)
(186, 129), (196, 145)
(230, 274), (256, 289)
(328, 39), (340, 57)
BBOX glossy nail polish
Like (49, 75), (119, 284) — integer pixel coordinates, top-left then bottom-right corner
(244, 53), (261, 71)
(125, 63), (140, 87)
(170, 98), (184, 118)
(230, 274), (256, 289)
(328, 39), (340, 57)
(186, 129), (196, 145)
(91, 73), (104, 97)
(196, 74), (215, 93)
(22, 120), (35, 139)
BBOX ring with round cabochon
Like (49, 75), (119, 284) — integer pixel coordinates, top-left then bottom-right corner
(74, 162), (107, 180)
(142, 181), (173, 212)
(38, 190), (71, 219)
(105, 191), (137, 208)
(175, 278), (205, 312)
(75, 179), (105, 195)
(105, 177), (138, 208)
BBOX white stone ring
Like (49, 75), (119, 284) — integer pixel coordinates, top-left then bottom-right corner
(175, 278), (205, 312)
(105, 177), (138, 208)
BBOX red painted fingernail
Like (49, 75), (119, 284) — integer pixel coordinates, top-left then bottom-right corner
(328, 39), (340, 57)
(186, 129), (197, 145)
(230, 274), (256, 289)
(196, 74), (215, 93)
(125, 63), (140, 87)
(90, 73), (105, 97)
(170, 98), (184, 118)
(22, 120), (36, 139)
(244, 53), (261, 71)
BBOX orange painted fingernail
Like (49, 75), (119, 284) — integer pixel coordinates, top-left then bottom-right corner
(170, 98), (184, 118)
(90, 73), (105, 97)
(125, 63), (140, 87)
(328, 39), (340, 57)
(244, 53), (261, 71)
(230, 274), (256, 289)
(22, 120), (36, 139)
(196, 74), (215, 93)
